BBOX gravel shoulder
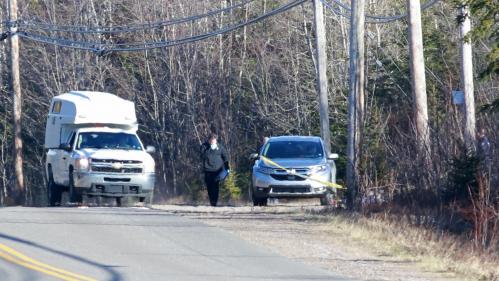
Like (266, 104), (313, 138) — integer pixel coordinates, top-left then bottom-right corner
(152, 202), (464, 281)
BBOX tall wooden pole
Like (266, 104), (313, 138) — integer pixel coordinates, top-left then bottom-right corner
(347, 0), (365, 209)
(459, 5), (475, 149)
(407, 0), (430, 158)
(8, 0), (24, 198)
(313, 0), (331, 155)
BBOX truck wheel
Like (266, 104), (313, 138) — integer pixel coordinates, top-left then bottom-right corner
(69, 169), (82, 203)
(116, 197), (130, 207)
(47, 168), (62, 207)
(139, 193), (154, 206)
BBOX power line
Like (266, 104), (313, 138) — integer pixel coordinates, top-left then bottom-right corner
(317, 0), (352, 19)
(320, 0), (440, 23)
(18, 0), (307, 53)
(18, 0), (256, 34)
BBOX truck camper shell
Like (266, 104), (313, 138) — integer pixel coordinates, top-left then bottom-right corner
(45, 91), (138, 149)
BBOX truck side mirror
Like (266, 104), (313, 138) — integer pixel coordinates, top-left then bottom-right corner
(146, 146), (156, 153)
(59, 143), (72, 152)
(249, 153), (259, 160)
(328, 153), (339, 160)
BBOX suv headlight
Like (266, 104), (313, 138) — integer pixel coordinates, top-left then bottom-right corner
(256, 166), (273, 174)
(76, 158), (90, 171)
(310, 165), (328, 174)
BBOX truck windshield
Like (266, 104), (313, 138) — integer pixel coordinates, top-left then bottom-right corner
(76, 132), (143, 150)
(262, 141), (324, 159)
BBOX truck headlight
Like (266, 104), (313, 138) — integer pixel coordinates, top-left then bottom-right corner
(76, 158), (90, 171)
(144, 160), (155, 173)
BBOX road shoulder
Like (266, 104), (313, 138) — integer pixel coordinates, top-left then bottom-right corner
(152, 204), (465, 281)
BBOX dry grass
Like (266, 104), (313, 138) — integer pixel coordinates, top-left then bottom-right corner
(319, 211), (499, 281)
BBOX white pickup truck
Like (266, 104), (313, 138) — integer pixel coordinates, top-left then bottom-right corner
(44, 91), (156, 206)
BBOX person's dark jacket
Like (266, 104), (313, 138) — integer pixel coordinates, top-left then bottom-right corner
(200, 142), (230, 172)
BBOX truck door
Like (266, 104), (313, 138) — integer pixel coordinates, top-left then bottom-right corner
(59, 132), (76, 186)
(46, 149), (60, 184)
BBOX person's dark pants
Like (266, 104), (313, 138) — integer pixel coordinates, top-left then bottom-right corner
(204, 171), (220, 206)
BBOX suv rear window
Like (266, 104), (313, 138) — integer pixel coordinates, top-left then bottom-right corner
(262, 140), (324, 159)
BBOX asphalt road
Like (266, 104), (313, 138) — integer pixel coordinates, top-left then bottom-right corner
(0, 207), (349, 281)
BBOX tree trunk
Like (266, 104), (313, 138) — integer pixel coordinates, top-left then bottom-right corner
(407, 0), (430, 159)
(9, 0), (24, 202)
(347, 0), (365, 210)
(313, 0), (331, 154)
(459, 5), (476, 150)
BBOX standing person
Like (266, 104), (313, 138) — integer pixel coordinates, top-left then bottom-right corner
(476, 128), (491, 172)
(201, 133), (229, 206)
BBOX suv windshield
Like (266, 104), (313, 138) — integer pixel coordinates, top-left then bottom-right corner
(77, 132), (143, 150)
(262, 140), (324, 159)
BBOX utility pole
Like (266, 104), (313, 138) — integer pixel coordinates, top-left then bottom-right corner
(8, 0), (24, 199)
(459, 5), (475, 150)
(407, 0), (430, 160)
(347, 0), (365, 209)
(313, 0), (331, 155)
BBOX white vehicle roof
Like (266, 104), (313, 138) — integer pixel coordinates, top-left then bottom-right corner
(51, 91), (137, 125)
(45, 91), (138, 148)
(76, 127), (137, 134)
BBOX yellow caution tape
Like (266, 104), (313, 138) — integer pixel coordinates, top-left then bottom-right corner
(260, 156), (345, 190)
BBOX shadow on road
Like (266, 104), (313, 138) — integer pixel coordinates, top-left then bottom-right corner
(0, 232), (123, 281)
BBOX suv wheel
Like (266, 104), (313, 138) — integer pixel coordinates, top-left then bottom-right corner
(257, 197), (268, 206)
(250, 185), (268, 206)
(68, 168), (82, 203)
(47, 166), (62, 206)
(320, 189), (335, 206)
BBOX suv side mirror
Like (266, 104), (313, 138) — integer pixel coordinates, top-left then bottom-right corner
(328, 153), (339, 160)
(146, 146), (156, 153)
(249, 153), (259, 160)
(59, 143), (72, 152)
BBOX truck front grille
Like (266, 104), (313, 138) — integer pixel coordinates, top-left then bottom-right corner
(92, 159), (143, 164)
(92, 166), (143, 174)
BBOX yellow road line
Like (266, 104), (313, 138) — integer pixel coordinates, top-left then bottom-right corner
(0, 243), (97, 281)
(0, 251), (81, 281)
(260, 156), (345, 189)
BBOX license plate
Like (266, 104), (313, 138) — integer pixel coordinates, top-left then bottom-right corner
(106, 185), (123, 193)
